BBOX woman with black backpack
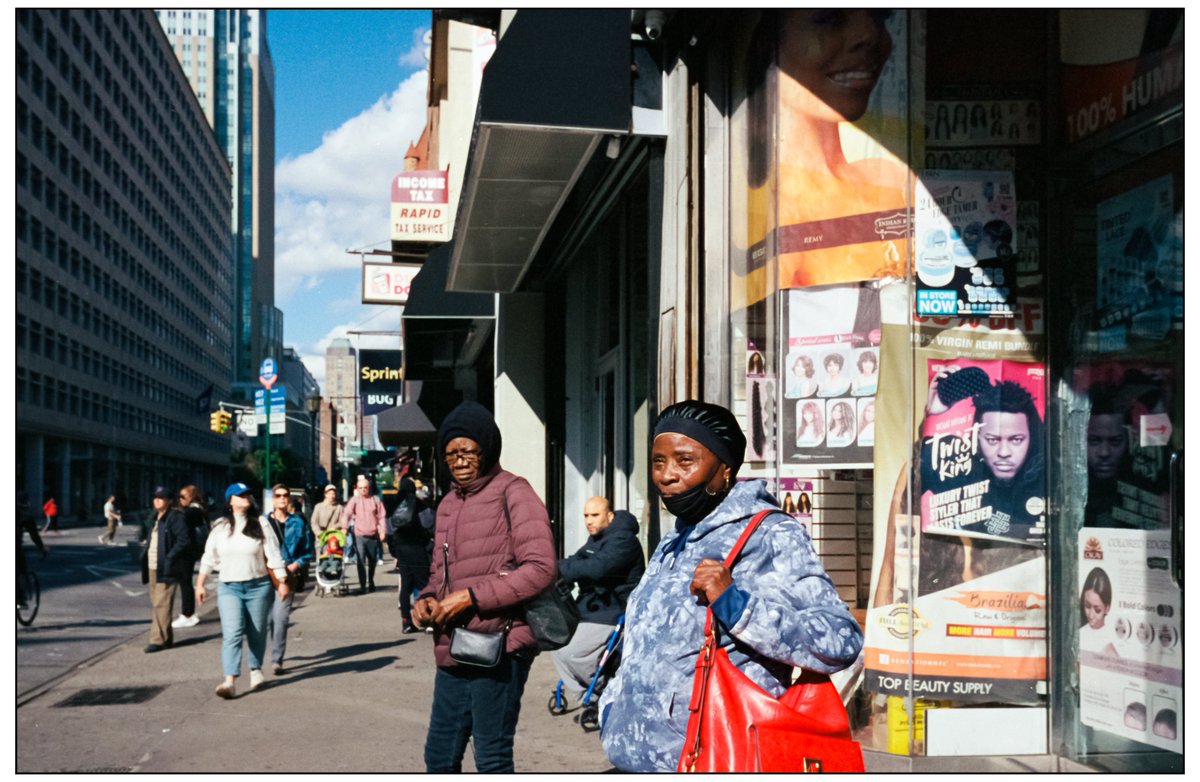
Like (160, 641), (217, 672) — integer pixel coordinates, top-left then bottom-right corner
(389, 456), (431, 633)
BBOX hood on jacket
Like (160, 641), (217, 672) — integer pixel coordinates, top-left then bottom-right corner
(598, 510), (639, 541)
(437, 400), (502, 473)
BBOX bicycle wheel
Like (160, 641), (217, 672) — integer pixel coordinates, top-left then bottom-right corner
(17, 571), (40, 626)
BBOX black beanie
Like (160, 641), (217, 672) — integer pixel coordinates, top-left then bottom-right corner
(437, 400), (502, 472)
(654, 400), (747, 476)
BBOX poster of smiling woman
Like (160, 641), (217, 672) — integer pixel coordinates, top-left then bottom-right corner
(772, 9), (916, 288)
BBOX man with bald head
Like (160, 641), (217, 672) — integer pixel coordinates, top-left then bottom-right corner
(552, 496), (645, 705)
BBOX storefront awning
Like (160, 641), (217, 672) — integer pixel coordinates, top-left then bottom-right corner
(447, 9), (631, 293)
(374, 383), (438, 449)
(402, 242), (494, 320)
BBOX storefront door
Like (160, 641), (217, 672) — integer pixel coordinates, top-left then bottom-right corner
(1046, 110), (1183, 772)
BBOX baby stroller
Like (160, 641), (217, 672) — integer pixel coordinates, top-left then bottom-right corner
(314, 528), (349, 597)
(547, 615), (624, 732)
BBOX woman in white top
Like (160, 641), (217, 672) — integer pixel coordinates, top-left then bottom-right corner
(196, 482), (289, 699)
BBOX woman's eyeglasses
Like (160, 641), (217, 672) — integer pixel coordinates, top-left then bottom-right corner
(444, 449), (481, 463)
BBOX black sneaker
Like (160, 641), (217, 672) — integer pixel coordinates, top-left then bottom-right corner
(144, 644), (164, 653)
(402, 623), (418, 634)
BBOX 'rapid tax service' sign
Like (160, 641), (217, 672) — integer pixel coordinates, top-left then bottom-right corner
(391, 170), (449, 242)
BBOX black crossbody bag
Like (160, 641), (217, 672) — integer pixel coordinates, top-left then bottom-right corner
(444, 543), (511, 667)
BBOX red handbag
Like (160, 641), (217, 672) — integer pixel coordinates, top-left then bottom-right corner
(677, 510), (865, 773)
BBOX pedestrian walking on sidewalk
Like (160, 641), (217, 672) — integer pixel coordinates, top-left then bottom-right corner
(343, 475), (386, 594)
(265, 484), (314, 674)
(390, 456), (430, 633)
(310, 485), (343, 541)
(99, 495), (121, 546)
(140, 486), (192, 653)
(195, 482), (289, 699)
(41, 496), (59, 533)
(171, 485), (209, 629)
(413, 401), (556, 773)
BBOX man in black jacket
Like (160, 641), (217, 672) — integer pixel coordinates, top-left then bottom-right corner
(552, 496), (645, 702)
(140, 486), (192, 653)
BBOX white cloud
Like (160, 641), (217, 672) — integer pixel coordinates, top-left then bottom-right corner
(398, 27), (431, 70)
(274, 68), (429, 303)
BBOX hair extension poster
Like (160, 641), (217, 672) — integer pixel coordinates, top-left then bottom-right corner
(781, 283), (880, 469)
(777, 477), (814, 532)
(1077, 527), (1181, 753)
(918, 357), (1047, 547)
(914, 170), (1019, 318)
(744, 345), (777, 464)
(864, 283), (1048, 704)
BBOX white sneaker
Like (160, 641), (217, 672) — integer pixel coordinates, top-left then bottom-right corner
(98, 535), (108, 545)
(249, 669), (264, 691)
(171, 614), (200, 628)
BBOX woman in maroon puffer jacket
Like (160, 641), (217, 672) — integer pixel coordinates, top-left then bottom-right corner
(413, 401), (556, 773)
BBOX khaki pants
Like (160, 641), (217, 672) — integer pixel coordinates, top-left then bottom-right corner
(148, 569), (177, 646)
(102, 516), (118, 543)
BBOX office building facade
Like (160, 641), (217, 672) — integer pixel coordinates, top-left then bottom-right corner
(156, 9), (281, 400)
(17, 9), (234, 514)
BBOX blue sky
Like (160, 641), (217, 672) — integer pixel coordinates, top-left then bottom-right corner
(268, 9), (432, 393)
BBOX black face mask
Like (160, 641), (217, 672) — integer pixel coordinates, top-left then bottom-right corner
(661, 481), (724, 525)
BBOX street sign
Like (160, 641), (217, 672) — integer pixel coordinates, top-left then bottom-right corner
(254, 387), (286, 414)
(259, 356), (277, 388)
(238, 412), (259, 436)
(269, 417), (286, 435)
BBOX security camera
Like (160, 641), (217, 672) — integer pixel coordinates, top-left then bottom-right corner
(644, 10), (665, 41)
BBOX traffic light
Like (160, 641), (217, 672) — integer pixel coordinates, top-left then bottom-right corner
(217, 410), (232, 433)
(209, 411), (222, 432)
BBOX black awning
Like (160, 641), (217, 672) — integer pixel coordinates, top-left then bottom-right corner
(403, 242), (494, 319)
(374, 401), (437, 449)
(446, 10), (632, 293)
(477, 10), (630, 133)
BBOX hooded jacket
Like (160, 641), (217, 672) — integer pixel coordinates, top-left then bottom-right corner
(421, 462), (557, 667)
(597, 479), (863, 772)
(140, 508), (192, 585)
(558, 511), (645, 625)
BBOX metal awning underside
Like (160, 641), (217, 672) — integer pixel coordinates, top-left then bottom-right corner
(402, 242), (494, 320)
(447, 9), (631, 293)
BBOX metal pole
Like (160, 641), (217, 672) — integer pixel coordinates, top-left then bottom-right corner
(265, 398), (271, 490)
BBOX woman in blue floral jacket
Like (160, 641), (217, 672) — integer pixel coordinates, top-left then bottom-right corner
(599, 400), (863, 772)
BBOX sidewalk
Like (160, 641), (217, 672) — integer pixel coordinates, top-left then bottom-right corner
(16, 566), (614, 773)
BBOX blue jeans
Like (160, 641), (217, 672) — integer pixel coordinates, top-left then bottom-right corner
(424, 655), (533, 773)
(267, 588), (293, 665)
(217, 577), (273, 677)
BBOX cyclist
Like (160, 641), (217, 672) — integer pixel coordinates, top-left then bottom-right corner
(18, 491), (48, 608)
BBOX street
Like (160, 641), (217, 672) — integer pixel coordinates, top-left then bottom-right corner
(18, 524), (151, 700)
(16, 524), (614, 773)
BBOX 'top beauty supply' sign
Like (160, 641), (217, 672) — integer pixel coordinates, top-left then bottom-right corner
(391, 170), (449, 242)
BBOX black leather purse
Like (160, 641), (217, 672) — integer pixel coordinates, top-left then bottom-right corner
(499, 493), (580, 651)
(449, 622), (510, 668)
(441, 542), (511, 668)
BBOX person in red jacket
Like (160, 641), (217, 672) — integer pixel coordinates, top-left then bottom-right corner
(41, 496), (59, 533)
(413, 401), (556, 773)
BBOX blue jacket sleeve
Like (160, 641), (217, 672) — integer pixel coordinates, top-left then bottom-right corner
(726, 515), (863, 673)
